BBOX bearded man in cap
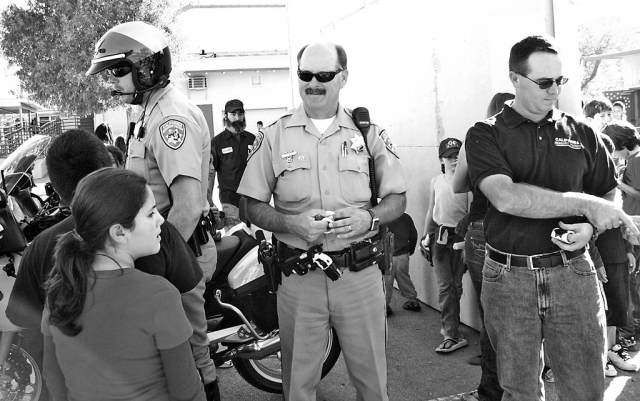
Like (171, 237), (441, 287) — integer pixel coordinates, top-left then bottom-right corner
(209, 99), (256, 230)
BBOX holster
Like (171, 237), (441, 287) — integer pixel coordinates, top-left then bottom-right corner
(258, 239), (280, 293)
(162, 210), (213, 258)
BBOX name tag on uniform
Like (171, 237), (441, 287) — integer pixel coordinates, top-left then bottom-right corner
(222, 147), (233, 154)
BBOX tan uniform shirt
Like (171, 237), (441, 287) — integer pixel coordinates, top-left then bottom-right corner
(237, 104), (407, 252)
(127, 83), (211, 216)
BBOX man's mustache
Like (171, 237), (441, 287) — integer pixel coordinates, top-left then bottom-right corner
(305, 88), (326, 95)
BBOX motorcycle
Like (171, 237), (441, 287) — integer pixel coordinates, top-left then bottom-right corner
(0, 134), (63, 401)
(0, 134), (342, 397)
(204, 223), (342, 393)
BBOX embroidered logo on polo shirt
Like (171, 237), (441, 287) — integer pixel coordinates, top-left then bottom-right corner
(554, 137), (583, 150)
(159, 120), (186, 150)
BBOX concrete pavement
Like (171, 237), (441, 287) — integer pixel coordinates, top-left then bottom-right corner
(217, 287), (640, 400)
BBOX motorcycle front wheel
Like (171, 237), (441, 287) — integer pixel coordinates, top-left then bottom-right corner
(2, 345), (42, 401)
(233, 327), (341, 394)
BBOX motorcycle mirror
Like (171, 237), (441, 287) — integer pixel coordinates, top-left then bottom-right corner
(0, 188), (6, 209)
(256, 230), (265, 242)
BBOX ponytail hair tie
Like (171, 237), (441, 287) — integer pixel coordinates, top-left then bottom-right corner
(72, 230), (84, 242)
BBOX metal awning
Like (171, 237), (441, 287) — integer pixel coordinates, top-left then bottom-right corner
(584, 48), (640, 61)
(0, 99), (43, 115)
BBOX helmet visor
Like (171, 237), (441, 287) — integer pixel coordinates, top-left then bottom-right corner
(86, 54), (128, 76)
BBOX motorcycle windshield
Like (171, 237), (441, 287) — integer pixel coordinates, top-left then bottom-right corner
(0, 135), (52, 195)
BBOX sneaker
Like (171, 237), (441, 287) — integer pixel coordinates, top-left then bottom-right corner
(605, 359), (618, 377)
(618, 335), (637, 349)
(460, 391), (480, 401)
(218, 360), (233, 369)
(402, 300), (421, 311)
(608, 344), (639, 371)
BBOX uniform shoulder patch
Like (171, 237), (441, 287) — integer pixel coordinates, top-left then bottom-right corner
(159, 119), (186, 150)
(247, 132), (264, 161)
(379, 129), (399, 159)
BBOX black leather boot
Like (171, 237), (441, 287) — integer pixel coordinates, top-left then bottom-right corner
(204, 378), (221, 401)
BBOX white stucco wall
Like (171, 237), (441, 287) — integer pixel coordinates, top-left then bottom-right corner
(177, 68), (293, 134)
(622, 54), (640, 89)
(285, 0), (582, 329)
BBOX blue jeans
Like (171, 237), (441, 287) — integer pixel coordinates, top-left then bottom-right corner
(433, 236), (465, 339)
(466, 221), (502, 401)
(384, 253), (418, 305)
(482, 247), (606, 401)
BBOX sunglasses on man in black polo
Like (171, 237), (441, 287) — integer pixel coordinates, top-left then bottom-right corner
(297, 69), (343, 83)
(512, 71), (568, 90)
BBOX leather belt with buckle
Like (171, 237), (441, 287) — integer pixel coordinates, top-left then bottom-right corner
(487, 247), (585, 269)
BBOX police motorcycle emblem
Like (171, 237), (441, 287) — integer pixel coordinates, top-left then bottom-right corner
(379, 130), (399, 158)
(159, 120), (186, 150)
(247, 132), (264, 161)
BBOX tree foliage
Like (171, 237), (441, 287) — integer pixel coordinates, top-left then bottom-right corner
(579, 15), (640, 97)
(0, 0), (181, 116)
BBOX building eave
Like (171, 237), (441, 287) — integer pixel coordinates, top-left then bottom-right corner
(181, 53), (290, 73)
(584, 48), (640, 61)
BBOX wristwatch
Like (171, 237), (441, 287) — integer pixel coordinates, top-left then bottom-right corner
(366, 209), (380, 231)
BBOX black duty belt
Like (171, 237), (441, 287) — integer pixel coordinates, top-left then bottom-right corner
(487, 247), (585, 269)
(278, 233), (383, 273)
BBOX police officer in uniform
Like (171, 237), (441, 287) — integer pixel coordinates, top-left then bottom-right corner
(87, 21), (219, 400)
(238, 42), (407, 401)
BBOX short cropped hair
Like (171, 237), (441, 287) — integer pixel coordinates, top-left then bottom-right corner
(603, 121), (640, 151)
(509, 35), (559, 75)
(613, 101), (626, 111)
(46, 129), (113, 204)
(583, 97), (613, 119)
(297, 43), (348, 70)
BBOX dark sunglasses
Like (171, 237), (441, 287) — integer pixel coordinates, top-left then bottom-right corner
(106, 65), (132, 78)
(297, 69), (343, 83)
(513, 71), (568, 90)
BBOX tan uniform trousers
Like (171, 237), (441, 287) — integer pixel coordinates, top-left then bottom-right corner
(184, 234), (217, 383)
(277, 265), (388, 401)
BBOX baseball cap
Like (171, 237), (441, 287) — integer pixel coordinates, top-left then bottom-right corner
(225, 99), (244, 113)
(439, 138), (462, 158)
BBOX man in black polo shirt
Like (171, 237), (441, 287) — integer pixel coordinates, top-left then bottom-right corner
(466, 35), (638, 401)
(209, 99), (256, 229)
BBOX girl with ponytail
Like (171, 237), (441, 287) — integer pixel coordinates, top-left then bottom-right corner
(42, 168), (204, 401)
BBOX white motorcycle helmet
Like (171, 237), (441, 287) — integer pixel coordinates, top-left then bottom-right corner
(86, 21), (171, 104)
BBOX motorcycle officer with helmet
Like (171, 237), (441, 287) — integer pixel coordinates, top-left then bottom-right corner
(86, 21), (219, 400)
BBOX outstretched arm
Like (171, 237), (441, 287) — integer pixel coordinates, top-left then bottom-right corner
(478, 174), (638, 234)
